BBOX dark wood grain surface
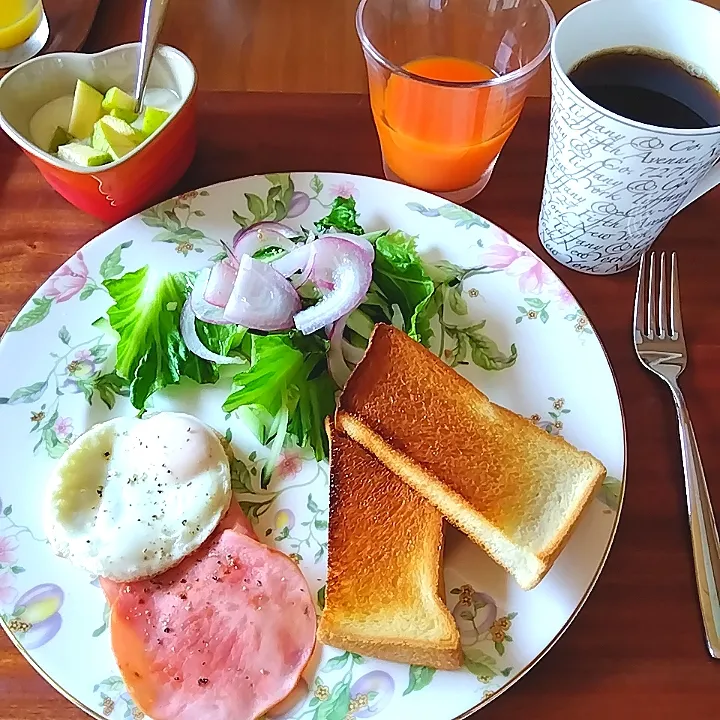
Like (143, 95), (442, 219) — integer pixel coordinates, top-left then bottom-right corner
(43, 0), (101, 54)
(82, 0), (720, 96)
(1, 93), (720, 719)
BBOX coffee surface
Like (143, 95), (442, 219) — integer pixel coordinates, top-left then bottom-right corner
(568, 47), (720, 129)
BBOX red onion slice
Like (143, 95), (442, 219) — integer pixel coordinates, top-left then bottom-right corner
(342, 339), (366, 365)
(232, 222), (299, 256)
(327, 315), (352, 388)
(224, 254), (301, 330)
(180, 298), (246, 365)
(204, 257), (238, 308)
(191, 268), (228, 324)
(271, 243), (315, 288)
(294, 238), (373, 335)
(324, 232), (375, 262)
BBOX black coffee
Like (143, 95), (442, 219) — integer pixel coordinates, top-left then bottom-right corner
(567, 47), (720, 129)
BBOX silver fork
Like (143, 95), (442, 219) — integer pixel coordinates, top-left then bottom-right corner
(634, 251), (720, 658)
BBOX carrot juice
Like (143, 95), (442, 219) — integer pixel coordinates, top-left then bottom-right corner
(368, 56), (525, 193)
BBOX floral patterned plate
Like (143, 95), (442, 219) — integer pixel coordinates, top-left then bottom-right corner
(0, 173), (625, 720)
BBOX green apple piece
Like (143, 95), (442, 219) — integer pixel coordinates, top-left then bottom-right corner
(57, 142), (111, 167)
(68, 80), (104, 140)
(48, 126), (73, 154)
(92, 120), (138, 161)
(110, 107), (139, 123)
(98, 114), (145, 144)
(142, 106), (171, 136)
(101, 86), (136, 113)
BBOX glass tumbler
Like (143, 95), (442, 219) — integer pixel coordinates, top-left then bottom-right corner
(356, 0), (555, 202)
(0, 1), (49, 69)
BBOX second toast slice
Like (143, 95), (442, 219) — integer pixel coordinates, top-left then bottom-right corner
(317, 421), (462, 670)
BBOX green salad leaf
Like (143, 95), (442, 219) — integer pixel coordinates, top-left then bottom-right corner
(104, 267), (220, 410)
(315, 196), (364, 235)
(222, 332), (335, 460)
(370, 230), (436, 345)
(195, 321), (249, 358)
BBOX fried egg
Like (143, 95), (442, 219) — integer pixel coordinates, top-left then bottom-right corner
(44, 412), (232, 582)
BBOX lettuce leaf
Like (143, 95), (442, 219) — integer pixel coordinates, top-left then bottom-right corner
(370, 230), (436, 346)
(315, 196), (364, 235)
(195, 321), (249, 358)
(104, 267), (219, 410)
(222, 332), (335, 460)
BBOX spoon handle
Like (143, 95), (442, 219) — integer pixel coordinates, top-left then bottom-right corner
(134, 0), (171, 113)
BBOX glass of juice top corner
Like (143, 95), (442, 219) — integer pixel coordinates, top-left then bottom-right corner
(357, 0), (555, 203)
(0, 0), (49, 69)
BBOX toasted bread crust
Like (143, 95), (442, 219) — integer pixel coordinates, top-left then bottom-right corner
(337, 325), (607, 590)
(317, 627), (463, 670)
(318, 421), (462, 669)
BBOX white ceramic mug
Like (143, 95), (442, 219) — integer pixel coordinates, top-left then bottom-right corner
(538, 0), (720, 275)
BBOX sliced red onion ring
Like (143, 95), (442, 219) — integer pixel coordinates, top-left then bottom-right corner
(224, 254), (300, 330)
(271, 242), (315, 288)
(180, 298), (245, 365)
(342, 339), (366, 365)
(325, 232), (375, 262)
(327, 315), (352, 388)
(191, 268), (227, 324)
(232, 222), (299, 256)
(204, 257), (238, 307)
(294, 238), (373, 335)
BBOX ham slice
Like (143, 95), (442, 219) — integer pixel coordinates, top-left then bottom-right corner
(100, 502), (316, 720)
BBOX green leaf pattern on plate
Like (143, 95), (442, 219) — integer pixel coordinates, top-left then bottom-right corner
(141, 190), (214, 256)
(232, 173), (295, 228)
(7, 296), (53, 333)
(92, 676), (144, 719)
(406, 202), (489, 230)
(1, 330), (129, 457)
(404, 665), (436, 695)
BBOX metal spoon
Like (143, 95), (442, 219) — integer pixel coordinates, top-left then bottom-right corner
(133, 0), (171, 113)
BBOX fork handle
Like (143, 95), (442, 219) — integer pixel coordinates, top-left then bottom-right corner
(671, 384), (720, 658)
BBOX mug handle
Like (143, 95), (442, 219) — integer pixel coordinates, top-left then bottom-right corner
(678, 162), (720, 212)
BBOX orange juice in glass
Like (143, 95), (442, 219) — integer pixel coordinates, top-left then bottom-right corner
(357, 0), (555, 202)
(0, 0), (49, 69)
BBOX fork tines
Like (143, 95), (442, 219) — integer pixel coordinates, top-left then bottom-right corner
(634, 251), (683, 343)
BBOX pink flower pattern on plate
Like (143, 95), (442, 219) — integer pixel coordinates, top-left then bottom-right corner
(554, 284), (575, 308)
(329, 182), (357, 199)
(0, 535), (19, 565)
(0, 572), (17, 605)
(45, 252), (88, 303)
(483, 233), (556, 295)
(54, 417), (73, 440)
(273, 451), (304, 481)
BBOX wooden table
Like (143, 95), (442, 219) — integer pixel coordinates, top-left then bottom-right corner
(1, 94), (720, 719)
(79, 0), (720, 96)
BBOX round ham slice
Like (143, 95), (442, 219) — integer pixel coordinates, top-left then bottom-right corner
(100, 502), (316, 720)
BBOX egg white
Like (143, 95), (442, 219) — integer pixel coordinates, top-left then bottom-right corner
(43, 412), (232, 582)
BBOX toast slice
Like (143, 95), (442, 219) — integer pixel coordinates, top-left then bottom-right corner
(317, 421), (462, 670)
(336, 324), (607, 590)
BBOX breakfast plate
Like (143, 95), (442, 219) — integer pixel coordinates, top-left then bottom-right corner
(0, 172), (625, 720)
